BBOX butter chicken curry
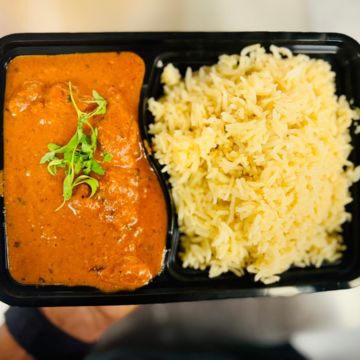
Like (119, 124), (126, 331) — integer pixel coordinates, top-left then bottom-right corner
(4, 52), (167, 292)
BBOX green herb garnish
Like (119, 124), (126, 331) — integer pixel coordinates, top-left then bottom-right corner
(40, 82), (111, 210)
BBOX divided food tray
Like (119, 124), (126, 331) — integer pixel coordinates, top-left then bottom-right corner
(1, 32), (360, 306)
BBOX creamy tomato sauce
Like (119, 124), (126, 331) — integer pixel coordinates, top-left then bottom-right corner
(4, 52), (167, 292)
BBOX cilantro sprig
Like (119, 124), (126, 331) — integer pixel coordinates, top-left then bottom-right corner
(40, 82), (112, 210)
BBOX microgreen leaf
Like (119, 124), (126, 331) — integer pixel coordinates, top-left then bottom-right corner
(91, 91), (107, 115)
(103, 152), (113, 162)
(63, 152), (72, 163)
(51, 134), (79, 155)
(73, 175), (99, 197)
(81, 141), (92, 154)
(63, 171), (74, 201)
(74, 159), (83, 174)
(47, 158), (66, 175)
(40, 152), (56, 164)
(90, 160), (105, 175)
(48, 143), (61, 151)
(83, 160), (92, 175)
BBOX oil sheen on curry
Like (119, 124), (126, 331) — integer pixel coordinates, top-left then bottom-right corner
(4, 52), (167, 292)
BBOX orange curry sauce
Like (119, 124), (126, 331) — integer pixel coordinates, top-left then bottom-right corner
(4, 52), (167, 291)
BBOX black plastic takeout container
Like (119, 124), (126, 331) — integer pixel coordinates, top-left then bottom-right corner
(1, 32), (360, 306)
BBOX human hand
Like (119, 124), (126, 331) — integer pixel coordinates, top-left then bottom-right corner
(41, 305), (138, 343)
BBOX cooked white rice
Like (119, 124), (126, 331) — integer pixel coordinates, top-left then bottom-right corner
(148, 44), (360, 284)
